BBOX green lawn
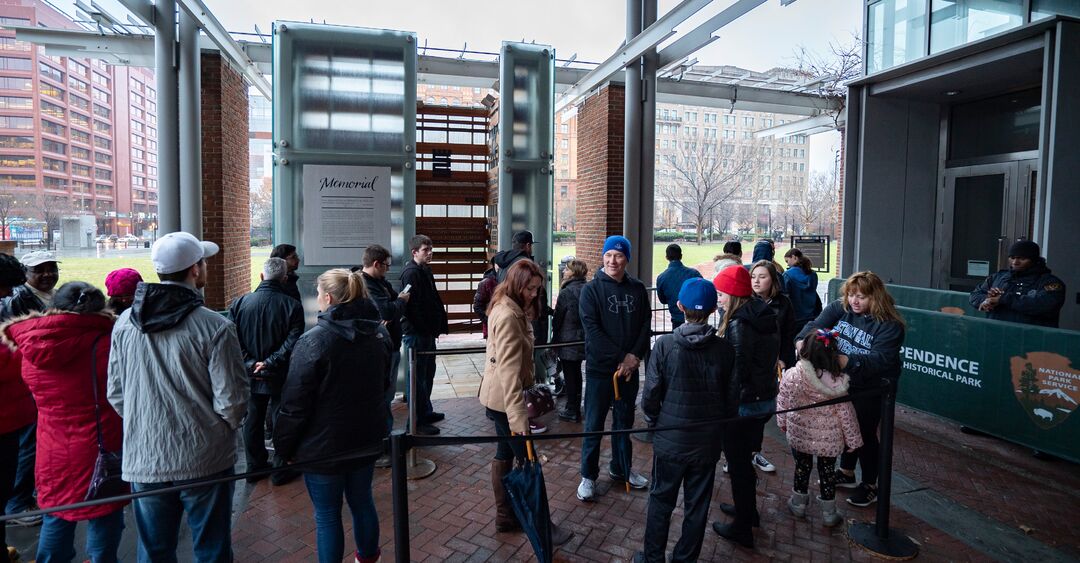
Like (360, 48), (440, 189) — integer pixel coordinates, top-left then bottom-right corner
(53, 247), (271, 293)
(553, 240), (840, 284)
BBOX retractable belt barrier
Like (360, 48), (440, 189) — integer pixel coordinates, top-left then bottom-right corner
(2, 338), (916, 559)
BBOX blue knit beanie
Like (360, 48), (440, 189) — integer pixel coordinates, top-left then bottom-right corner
(602, 235), (632, 262)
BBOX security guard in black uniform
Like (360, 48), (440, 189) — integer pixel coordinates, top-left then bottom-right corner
(969, 240), (1066, 328)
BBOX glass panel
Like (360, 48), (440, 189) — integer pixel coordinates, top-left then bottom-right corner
(949, 88), (1040, 160)
(950, 174), (1004, 290)
(930, 0), (1024, 54)
(1033, 0), (1080, 19)
(510, 60), (544, 160)
(867, 0), (928, 74)
(294, 44), (406, 152)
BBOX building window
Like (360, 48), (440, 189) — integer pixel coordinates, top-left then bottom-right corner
(93, 120), (111, 134)
(94, 169), (112, 181)
(0, 77), (31, 91)
(0, 173), (34, 187)
(38, 61), (64, 83)
(0, 57), (31, 71)
(93, 104), (111, 119)
(40, 119), (66, 136)
(72, 163), (91, 177)
(0, 154), (35, 168)
(71, 146), (89, 160)
(41, 139), (65, 154)
(42, 157), (66, 172)
(71, 129), (90, 144)
(94, 152), (112, 166)
(867, 0), (928, 74)
(71, 112), (90, 128)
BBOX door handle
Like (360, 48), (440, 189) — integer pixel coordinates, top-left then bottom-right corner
(997, 235), (1006, 271)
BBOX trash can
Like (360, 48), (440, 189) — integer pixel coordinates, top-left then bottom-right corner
(144, 241), (151, 249)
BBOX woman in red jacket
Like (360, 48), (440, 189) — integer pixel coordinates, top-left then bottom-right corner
(0, 253), (35, 563)
(1, 282), (127, 563)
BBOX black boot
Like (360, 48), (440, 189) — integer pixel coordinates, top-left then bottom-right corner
(712, 521), (754, 549)
(718, 502), (760, 527)
(551, 522), (574, 547)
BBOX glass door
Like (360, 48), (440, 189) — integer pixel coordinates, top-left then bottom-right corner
(938, 160), (1037, 292)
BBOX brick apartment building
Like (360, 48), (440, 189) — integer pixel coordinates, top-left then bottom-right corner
(0, 0), (157, 244)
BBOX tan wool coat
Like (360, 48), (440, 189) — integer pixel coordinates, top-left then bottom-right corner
(478, 297), (534, 434)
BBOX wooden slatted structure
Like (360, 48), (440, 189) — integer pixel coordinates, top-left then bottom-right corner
(416, 103), (492, 333)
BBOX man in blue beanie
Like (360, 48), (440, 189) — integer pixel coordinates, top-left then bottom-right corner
(577, 235), (652, 501)
(638, 278), (735, 563)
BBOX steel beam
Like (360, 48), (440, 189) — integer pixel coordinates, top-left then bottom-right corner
(554, 0), (711, 113)
(656, 0), (768, 69)
(624, 0), (643, 280)
(179, 9), (202, 236)
(155, 0), (180, 235)
(176, 0), (271, 100)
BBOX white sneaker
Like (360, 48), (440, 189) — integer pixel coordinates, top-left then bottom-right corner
(752, 453), (776, 473)
(576, 477), (596, 501)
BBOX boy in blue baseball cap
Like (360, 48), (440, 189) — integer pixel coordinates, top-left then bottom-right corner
(638, 277), (736, 562)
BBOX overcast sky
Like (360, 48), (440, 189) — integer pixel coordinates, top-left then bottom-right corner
(56, 0), (861, 174)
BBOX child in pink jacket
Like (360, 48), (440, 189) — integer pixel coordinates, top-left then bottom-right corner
(776, 329), (863, 527)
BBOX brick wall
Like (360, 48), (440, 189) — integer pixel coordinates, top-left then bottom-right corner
(574, 84), (625, 277)
(201, 53), (250, 310)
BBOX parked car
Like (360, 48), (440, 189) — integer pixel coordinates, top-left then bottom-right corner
(95, 235), (109, 243)
(120, 235), (140, 244)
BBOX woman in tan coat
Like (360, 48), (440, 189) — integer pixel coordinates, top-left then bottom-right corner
(478, 260), (572, 546)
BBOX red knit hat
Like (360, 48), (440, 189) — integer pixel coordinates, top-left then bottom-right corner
(713, 264), (751, 297)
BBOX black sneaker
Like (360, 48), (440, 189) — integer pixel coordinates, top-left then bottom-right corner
(421, 412), (445, 424)
(718, 502), (760, 527)
(846, 483), (877, 507)
(557, 408), (580, 423)
(270, 468), (300, 487)
(414, 423), (441, 435)
(834, 471), (858, 489)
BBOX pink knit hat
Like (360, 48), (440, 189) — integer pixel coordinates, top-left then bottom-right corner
(105, 268), (143, 297)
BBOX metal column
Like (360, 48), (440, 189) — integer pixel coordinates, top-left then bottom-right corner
(624, 0), (657, 283)
(623, 0), (643, 281)
(155, 0), (180, 234)
(178, 9), (202, 237)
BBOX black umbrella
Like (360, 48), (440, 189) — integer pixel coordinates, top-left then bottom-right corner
(502, 440), (554, 562)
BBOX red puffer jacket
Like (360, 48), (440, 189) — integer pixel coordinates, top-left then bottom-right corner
(1, 311), (127, 521)
(0, 343), (35, 435)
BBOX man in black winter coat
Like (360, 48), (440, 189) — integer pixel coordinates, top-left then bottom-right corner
(229, 257), (304, 485)
(270, 244), (303, 304)
(639, 278), (735, 563)
(400, 234), (447, 435)
(970, 240), (1066, 328)
(356, 244), (409, 461)
(576, 236), (652, 502)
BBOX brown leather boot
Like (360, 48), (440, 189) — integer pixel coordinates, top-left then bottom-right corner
(491, 459), (521, 532)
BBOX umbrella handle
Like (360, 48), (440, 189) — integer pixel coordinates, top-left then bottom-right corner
(613, 372), (621, 401)
(526, 439), (537, 462)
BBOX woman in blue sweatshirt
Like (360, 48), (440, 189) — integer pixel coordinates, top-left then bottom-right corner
(797, 271), (904, 508)
(783, 248), (821, 327)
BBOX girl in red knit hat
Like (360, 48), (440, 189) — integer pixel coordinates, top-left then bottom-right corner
(709, 265), (780, 549)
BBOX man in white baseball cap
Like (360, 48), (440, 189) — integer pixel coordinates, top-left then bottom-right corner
(107, 231), (247, 561)
(1, 250), (59, 319)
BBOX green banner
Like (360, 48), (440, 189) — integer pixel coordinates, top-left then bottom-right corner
(827, 279), (980, 316)
(896, 306), (1080, 462)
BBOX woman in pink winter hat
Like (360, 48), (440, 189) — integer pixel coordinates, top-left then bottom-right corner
(104, 268), (143, 315)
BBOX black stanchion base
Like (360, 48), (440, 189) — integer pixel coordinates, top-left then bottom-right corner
(847, 522), (919, 560)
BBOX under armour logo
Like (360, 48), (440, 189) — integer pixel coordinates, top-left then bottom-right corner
(608, 295), (636, 314)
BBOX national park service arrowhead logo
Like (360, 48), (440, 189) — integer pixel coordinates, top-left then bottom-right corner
(1010, 352), (1080, 429)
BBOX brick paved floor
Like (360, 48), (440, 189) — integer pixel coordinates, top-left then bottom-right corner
(7, 340), (1079, 562)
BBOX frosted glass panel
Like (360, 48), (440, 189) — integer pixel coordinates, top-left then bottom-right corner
(931, 0), (1024, 54)
(293, 46), (406, 151)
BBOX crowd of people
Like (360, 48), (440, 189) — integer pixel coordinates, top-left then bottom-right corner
(0, 228), (1065, 563)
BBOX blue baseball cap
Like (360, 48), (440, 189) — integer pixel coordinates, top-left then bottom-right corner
(678, 277), (717, 312)
(602, 235), (632, 262)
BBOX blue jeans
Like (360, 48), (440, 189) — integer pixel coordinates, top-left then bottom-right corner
(581, 374), (639, 480)
(5, 423), (35, 514)
(739, 398), (776, 454)
(403, 334), (436, 420)
(386, 351), (401, 431)
(36, 510), (125, 563)
(130, 468), (234, 563)
(304, 467), (379, 563)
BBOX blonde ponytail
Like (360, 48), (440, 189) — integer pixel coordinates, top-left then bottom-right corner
(317, 268), (369, 305)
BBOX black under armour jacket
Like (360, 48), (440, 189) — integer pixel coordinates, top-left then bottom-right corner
(642, 322), (735, 464)
(578, 269), (651, 378)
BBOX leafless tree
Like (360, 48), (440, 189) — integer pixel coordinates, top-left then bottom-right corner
(793, 171), (839, 235)
(30, 193), (73, 250)
(792, 36), (864, 127)
(658, 140), (763, 244)
(0, 190), (19, 238)
(557, 201), (576, 232)
(250, 181), (273, 239)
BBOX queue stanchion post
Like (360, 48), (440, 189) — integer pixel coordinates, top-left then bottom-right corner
(390, 431), (410, 563)
(847, 379), (919, 559)
(406, 345), (436, 479)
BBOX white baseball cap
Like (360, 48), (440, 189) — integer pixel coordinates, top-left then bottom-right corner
(20, 251), (58, 268)
(151, 232), (220, 274)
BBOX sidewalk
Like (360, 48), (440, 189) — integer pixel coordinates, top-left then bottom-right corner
(8, 343), (1079, 562)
